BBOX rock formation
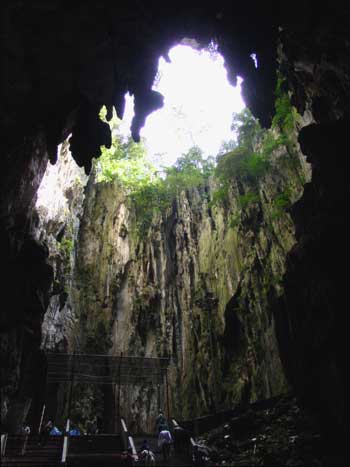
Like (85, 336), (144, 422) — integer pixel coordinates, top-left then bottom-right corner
(0, 3), (349, 459)
(60, 131), (309, 432)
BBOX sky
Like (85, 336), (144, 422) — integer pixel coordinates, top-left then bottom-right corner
(119, 43), (245, 167)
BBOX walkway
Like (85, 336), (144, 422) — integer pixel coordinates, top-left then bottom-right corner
(133, 435), (191, 466)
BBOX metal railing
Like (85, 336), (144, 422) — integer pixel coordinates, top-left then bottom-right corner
(171, 418), (196, 461)
(61, 419), (70, 464)
(1, 433), (8, 457)
(120, 418), (138, 463)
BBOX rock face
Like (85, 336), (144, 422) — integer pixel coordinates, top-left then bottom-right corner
(0, 2), (349, 455)
(35, 139), (88, 352)
(71, 138), (309, 432)
(270, 13), (350, 448)
(197, 393), (325, 467)
(0, 130), (52, 432)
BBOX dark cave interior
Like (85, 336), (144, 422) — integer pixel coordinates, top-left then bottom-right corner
(0, 1), (349, 463)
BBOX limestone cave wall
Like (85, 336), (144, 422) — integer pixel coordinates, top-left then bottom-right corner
(0, 1), (349, 451)
(71, 136), (309, 432)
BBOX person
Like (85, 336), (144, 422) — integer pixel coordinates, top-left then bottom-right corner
(69, 424), (81, 436)
(21, 423), (31, 435)
(49, 425), (62, 436)
(155, 410), (167, 433)
(87, 419), (98, 434)
(158, 427), (173, 462)
(192, 444), (210, 466)
(39, 419), (53, 446)
(21, 423), (30, 455)
(86, 419), (93, 434)
(173, 425), (191, 455)
(138, 439), (155, 465)
(140, 439), (150, 451)
(139, 448), (155, 465)
(121, 447), (135, 466)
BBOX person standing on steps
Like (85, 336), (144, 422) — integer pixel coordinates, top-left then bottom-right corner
(139, 439), (155, 466)
(173, 424), (191, 455)
(155, 410), (168, 433)
(39, 419), (53, 446)
(158, 426), (173, 462)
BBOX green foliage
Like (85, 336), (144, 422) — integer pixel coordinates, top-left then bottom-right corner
(228, 212), (241, 229)
(209, 183), (230, 208)
(218, 139), (237, 155)
(239, 192), (260, 209)
(59, 237), (74, 254)
(131, 147), (214, 234)
(96, 106), (155, 186)
(214, 109), (270, 198)
(271, 189), (292, 220)
(272, 74), (299, 136)
(212, 76), (300, 209)
(96, 110), (215, 235)
(260, 131), (285, 158)
(231, 108), (264, 151)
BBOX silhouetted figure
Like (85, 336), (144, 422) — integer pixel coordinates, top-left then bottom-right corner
(69, 424), (80, 436)
(155, 410), (167, 433)
(49, 425), (62, 436)
(96, 417), (103, 434)
(21, 423), (30, 435)
(21, 423), (30, 455)
(138, 439), (155, 465)
(121, 447), (134, 466)
(173, 425), (191, 455)
(158, 428), (173, 462)
(87, 419), (98, 434)
(39, 419), (53, 446)
(140, 439), (150, 451)
(192, 444), (210, 466)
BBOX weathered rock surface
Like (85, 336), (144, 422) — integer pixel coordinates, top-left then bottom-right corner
(196, 393), (332, 466)
(35, 139), (88, 352)
(70, 138), (309, 432)
(0, 3), (349, 458)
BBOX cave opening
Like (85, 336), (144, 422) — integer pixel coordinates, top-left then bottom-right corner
(32, 33), (312, 442)
(1, 3), (348, 465)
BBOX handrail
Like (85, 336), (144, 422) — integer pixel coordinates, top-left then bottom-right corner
(120, 418), (138, 463)
(128, 435), (138, 462)
(120, 418), (128, 451)
(172, 418), (196, 445)
(1, 433), (8, 457)
(61, 418), (70, 464)
(38, 404), (46, 434)
(172, 418), (196, 458)
(21, 433), (29, 455)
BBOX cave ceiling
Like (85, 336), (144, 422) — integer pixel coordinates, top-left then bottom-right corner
(2, 0), (282, 174)
(2, 2), (349, 173)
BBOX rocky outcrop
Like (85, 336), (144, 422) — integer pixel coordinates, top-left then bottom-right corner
(269, 11), (350, 448)
(72, 137), (309, 431)
(0, 3), (349, 454)
(35, 139), (88, 352)
(196, 393), (326, 467)
(0, 130), (52, 432)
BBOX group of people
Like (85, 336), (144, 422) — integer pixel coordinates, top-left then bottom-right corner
(156, 410), (173, 462)
(38, 419), (83, 445)
(136, 410), (172, 465)
(25, 410), (193, 464)
(138, 410), (191, 464)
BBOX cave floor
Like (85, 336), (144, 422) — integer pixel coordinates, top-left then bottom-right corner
(193, 394), (342, 466)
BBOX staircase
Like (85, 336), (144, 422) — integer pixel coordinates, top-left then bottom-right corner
(67, 434), (124, 465)
(2, 435), (63, 466)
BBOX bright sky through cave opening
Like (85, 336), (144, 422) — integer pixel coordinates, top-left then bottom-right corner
(119, 43), (246, 167)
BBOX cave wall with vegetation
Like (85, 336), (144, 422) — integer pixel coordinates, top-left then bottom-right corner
(35, 140), (87, 354)
(71, 119), (310, 431)
(0, 1), (349, 453)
